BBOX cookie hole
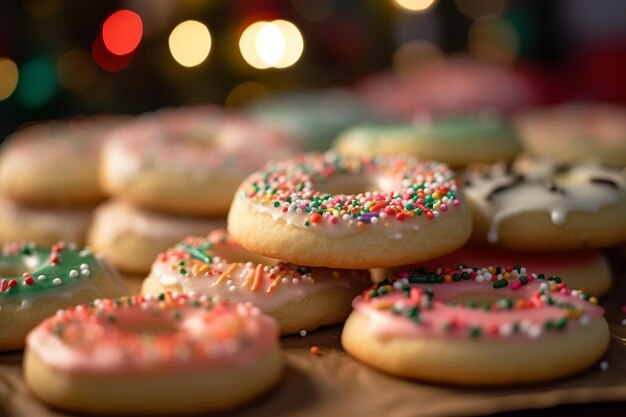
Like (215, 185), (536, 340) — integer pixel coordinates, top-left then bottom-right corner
(315, 174), (395, 196)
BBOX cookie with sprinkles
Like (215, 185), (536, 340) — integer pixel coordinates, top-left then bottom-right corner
(341, 265), (609, 385)
(24, 292), (282, 415)
(463, 155), (626, 249)
(0, 241), (126, 351)
(141, 229), (372, 335)
(227, 152), (472, 268)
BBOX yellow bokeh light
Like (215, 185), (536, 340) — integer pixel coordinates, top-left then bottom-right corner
(239, 20), (304, 70)
(273, 20), (304, 68)
(0, 58), (19, 101)
(239, 21), (270, 69)
(169, 20), (212, 67)
(256, 22), (286, 67)
(393, 0), (437, 13)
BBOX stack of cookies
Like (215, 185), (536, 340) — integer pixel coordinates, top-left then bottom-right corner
(0, 117), (123, 246)
(140, 152), (473, 335)
(88, 106), (299, 275)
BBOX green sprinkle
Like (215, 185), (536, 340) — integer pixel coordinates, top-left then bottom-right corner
(304, 221), (311, 227)
(492, 279), (508, 289)
(548, 276), (562, 283)
(158, 293), (165, 300)
(469, 326), (482, 339)
(556, 317), (567, 330)
(452, 273), (461, 281)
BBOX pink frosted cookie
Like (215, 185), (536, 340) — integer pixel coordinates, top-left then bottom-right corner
(24, 292), (282, 415)
(342, 265), (609, 385)
(142, 229), (371, 335)
(100, 106), (298, 216)
(228, 153), (472, 268)
(374, 245), (613, 296)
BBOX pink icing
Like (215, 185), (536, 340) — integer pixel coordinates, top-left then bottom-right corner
(26, 293), (279, 375)
(353, 267), (604, 341)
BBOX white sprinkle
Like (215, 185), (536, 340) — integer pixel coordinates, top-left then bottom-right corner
(79, 248), (92, 257)
(483, 272), (492, 280)
(69, 270), (79, 278)
(370, 216), (379, 224)
(580, 315), (591, 326)
(80, 263), (89, 270)
(53, 278), (62, 285)
(600, 361), (609, 372)
(282, 277), (289, 284)
(393, 281), (404, 290)
(528, 325), (542, 339)
(81, 269), (90, 277)
(379, 212), (387, 219)
(299, 329), (307, 337)
(292, 278), (300, 284)
(475, 275), (484, 284)
(228, 285), (237, 292)
(37, 275), (46, 281)
(499, 323), (513, 337)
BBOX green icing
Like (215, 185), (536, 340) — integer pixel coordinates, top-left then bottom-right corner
(353, 118), (513, 141)
(0, 243), (99, 297)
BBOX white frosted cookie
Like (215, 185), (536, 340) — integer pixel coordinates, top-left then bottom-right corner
(463, 156), (626, 249)
(228, 153), (472, 268)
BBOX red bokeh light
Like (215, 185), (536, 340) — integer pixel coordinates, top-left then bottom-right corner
(92, 34), (134, 72)
(102, 9), (143, 56)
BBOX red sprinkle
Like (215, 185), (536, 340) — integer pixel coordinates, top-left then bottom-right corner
(310, 213), (322, 224)
(24, 276), (35, 285)
(309, 345), (321, 356)
(8, 279), (17, 289)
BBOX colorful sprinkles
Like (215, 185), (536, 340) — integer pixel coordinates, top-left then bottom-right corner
(36, 291), (274, 367)
(239, 153), (463, 229)
(0, 242), (97, 297)
(360, 265), (603, 340)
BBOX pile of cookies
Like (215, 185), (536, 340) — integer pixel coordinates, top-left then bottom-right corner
(0, 102), (624, 415)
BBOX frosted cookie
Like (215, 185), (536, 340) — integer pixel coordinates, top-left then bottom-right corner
(0, 197), (91, 246)
(88, 199), (225, 275)
(24, 293), (282, 414)
(342, 265), (609, 385)
(100, 106), (298, 216)
(515, 103), (626, 166)
(374, 245), (612, 296)
(142, 230), (371, 335)
(463, 156), (626, 249)
(0, 116), (124, 206)
(333, 111), (521, 168)
(228, 153), (471, 268)
(0, 241), (126, 351)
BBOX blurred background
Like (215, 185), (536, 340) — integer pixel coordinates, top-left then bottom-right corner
(1, 0), (626, 140)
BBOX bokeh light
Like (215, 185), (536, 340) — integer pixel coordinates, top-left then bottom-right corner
(273, 20), (304, 68)
(455, 0), (507, 21)
(468, 18), (519, 63)
(392, 0), (437, 13)
(57, 49), (97, 91)
(168, 20), (212, 67)
(0, 58), (19, 101)
(15, 56), (57, 107)
(92, 35), (134, 72)
(102, 9), (143, 56)
(239, 20), (304, 70)
(226, 81), (271, 108)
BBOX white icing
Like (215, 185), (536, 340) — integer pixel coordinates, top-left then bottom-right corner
(464, 159), (626, 243)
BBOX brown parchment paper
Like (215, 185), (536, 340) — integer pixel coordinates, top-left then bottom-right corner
(1, 252), (625, 417)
